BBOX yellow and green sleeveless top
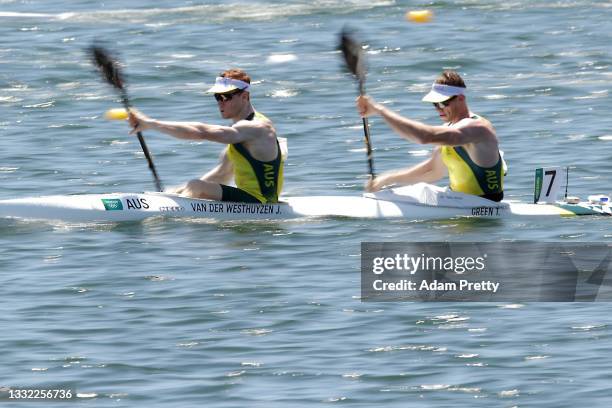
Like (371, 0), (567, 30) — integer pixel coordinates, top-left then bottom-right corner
(440, 115), (504, 200)
(226, 111), (284, 203)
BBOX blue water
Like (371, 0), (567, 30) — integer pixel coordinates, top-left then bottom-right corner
(1, 1), (612, 406)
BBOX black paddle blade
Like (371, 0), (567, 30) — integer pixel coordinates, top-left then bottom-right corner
(90, 45), (125, 91)
(339, 27), (366, 83)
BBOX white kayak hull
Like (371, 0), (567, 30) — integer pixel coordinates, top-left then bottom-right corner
(0, 193), (293, 222)
(0, 190), (609, 222)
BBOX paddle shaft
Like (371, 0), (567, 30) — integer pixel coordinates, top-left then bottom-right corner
(362, 119), (374, 176)
(358, 80), (375, 178)
(120, 91), (163, 192)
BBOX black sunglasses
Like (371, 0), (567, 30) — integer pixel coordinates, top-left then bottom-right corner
(432, 95), (457, 109)
(214, 88), (245, 102)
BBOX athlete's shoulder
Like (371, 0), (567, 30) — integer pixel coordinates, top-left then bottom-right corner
(455, 113), (482, 126)
(468, 113), (494, 128)
(233, 113), (276, 140)
(458, 114), (495, 135)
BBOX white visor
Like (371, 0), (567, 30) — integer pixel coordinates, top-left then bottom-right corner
(422, 83), (466, 103)
(206, 77), (251, 94)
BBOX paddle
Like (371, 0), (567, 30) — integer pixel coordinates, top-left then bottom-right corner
(339, 28), (375, 178)
(90, 45), (164, 192)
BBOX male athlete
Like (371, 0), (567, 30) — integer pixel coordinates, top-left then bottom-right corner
(129, 69), (283, 203)
(356, 70), (504, 201)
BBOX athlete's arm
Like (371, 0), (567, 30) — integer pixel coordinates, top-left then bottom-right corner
(128, 110), (267, 145)
(366, 148), (447, 192)
(200, 147), (233, 184)
(356, 96), (493, 146)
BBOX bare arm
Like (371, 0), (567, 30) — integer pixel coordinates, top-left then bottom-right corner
(356, 96), (491, 146)
(200, 147), (233, 184)
(128, 110), (261, 145)
(367, 148), (447, 192)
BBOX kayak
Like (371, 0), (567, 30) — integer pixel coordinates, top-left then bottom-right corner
(0, 183), (609, 223)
